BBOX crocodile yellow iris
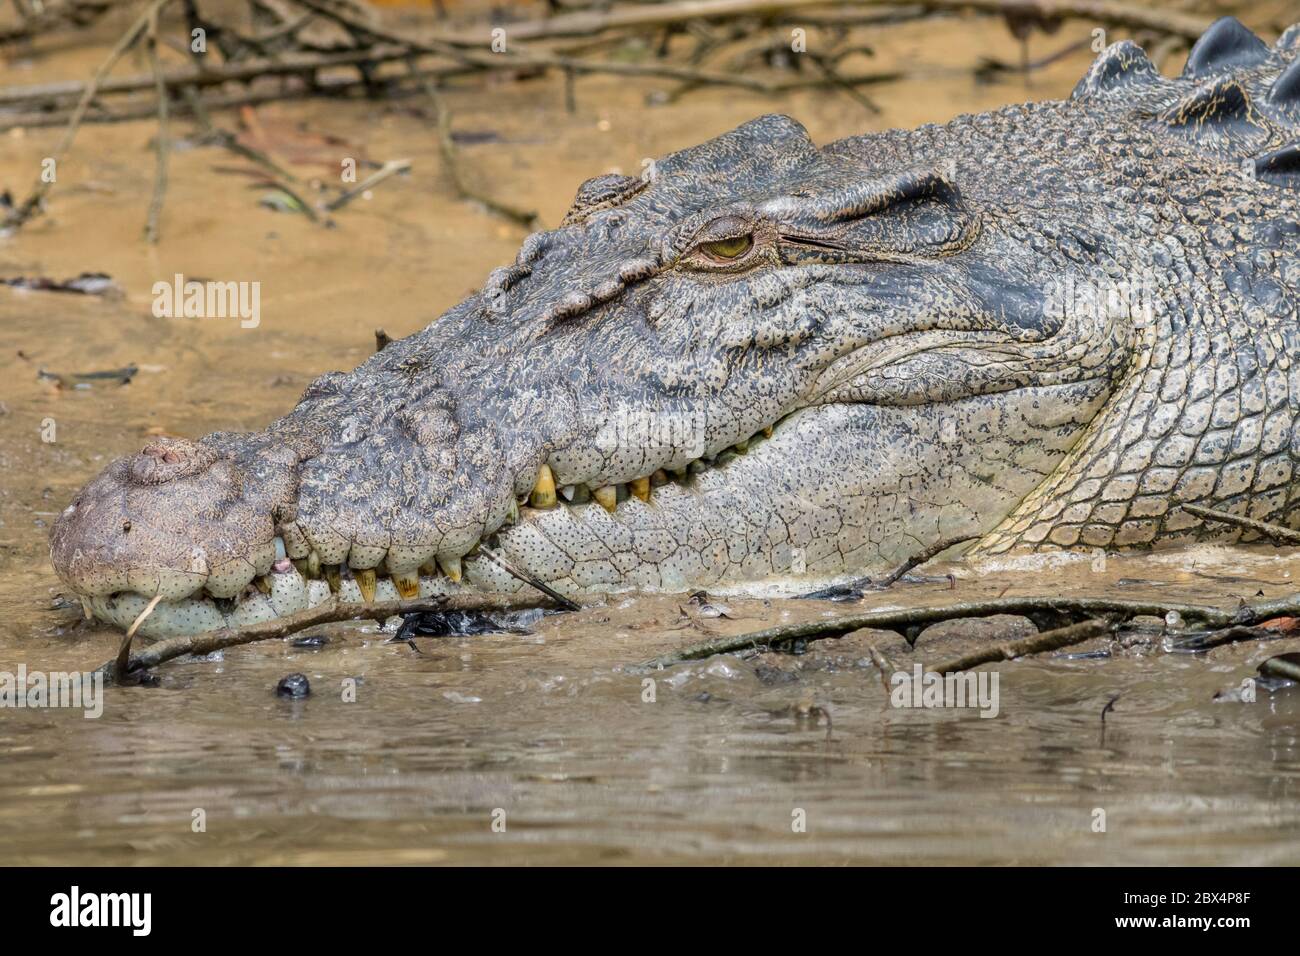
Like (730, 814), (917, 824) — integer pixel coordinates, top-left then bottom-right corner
(700, 235), (753, 260)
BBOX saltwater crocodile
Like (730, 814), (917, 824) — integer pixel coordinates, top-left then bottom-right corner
(49, 17), (1300, 637)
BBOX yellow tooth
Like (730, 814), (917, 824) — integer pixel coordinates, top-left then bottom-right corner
(734, 439), (749, 454)
(356, 568), (377, 602)
(630, 476), (651, 502)
(254, 575), (272, 595)
(763, 425), (774, 438)
(529, 463), (557, 509)
(507, 499), (520, 524)
(80, 598), (93, 621)
(593, 485), (618, 512)
(323, 563), (341, 594)
(393, 572), (420, 599)
(437, 555), (462, 583)
(307, 551), (322, 580)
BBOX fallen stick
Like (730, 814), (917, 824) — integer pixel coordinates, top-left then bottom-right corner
(97, 591), (582, 684)
(643, 592), (1300, 668)
(1180, 503), (1300, 546)
(412, 65), (539, 227)
(323, 157), (411, 212)
(926, 615), (1115, 673)
(799, 533), (973, 598)
(1261, 656), (1300, 682)
(420, 0), (1213, 47)
(144, 4), (170, 243)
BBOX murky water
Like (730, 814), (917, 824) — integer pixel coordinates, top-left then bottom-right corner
(3, 7), (1300, 864)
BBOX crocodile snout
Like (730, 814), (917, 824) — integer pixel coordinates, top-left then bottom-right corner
(49, 436), (293, 609)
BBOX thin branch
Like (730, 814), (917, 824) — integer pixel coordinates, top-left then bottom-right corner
(410, 64), (539, 227)
(799, 533), (975, 598)
(642, 591), (1300, 669)
(478, 545), (581, 611)
(144, 3), (170, 243)
(1180, 503), (1300, 546)
(323, 157), (411, 211)
(98, 591), (582, 684)
(4, 0), (174, 230)
(927, 616), (1115, 673)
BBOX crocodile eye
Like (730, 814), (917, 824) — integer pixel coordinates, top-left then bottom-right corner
(699, 235), (753, 261)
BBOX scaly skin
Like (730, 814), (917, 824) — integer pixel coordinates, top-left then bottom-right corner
(50, 18), (1300, 637)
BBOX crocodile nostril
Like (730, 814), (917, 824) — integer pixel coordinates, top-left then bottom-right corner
(129, 437), (216, 485)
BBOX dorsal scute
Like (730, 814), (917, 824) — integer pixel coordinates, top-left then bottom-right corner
(1182, 16), (1270, 78)
(1158, 75), (1270, 149)
(1071, 40), (1161, 99)
(1254, 142), (1300, 187)
(1268, 58), (1300, 115)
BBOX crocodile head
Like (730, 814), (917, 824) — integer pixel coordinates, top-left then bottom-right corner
(50, 18), (1300, 636)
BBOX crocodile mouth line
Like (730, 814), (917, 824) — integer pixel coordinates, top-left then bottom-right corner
(62, 415), (792, 638)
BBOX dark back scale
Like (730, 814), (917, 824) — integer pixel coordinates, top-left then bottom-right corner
(977, 18), (1300, 553)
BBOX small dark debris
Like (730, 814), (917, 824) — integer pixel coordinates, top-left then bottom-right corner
(1100, 694), (1121, 722)
(276, 673), (311, 698)
(451, 130), (503, 145)
(291, 634), (330, 649)
(754, 664), (800, 686)
(390, 608), (538, 644)
(1056, 649), (1111, 661)
(2, 272), (119, 296)
(38, 363), (138, 389)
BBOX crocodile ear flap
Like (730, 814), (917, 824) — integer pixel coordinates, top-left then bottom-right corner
(1253, 143), (1300, 187)
(1268, 58), (1300, 116)
(1071, 41), (1161, 99)
(1181, 16), (1269, 78)
(1158, 76), (1269, 148)
(771, 168), (961, 226)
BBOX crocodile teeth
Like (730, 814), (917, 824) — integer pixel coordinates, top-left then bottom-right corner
(734, 439), (749, 454)
(651, 469), (669, 486)
(356, 568), (377, 603)
(629, 476), (650, 502)
(763, 425), (774, 438)
(393, 572), (420, 599)
(323, 563), (342, 594)
(437, 555), (462, 583)
(529, 463), (558, 509)
(254, 575), (272, 595)
(593, 485), (618, 512)
(419, 559), (438, 577)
